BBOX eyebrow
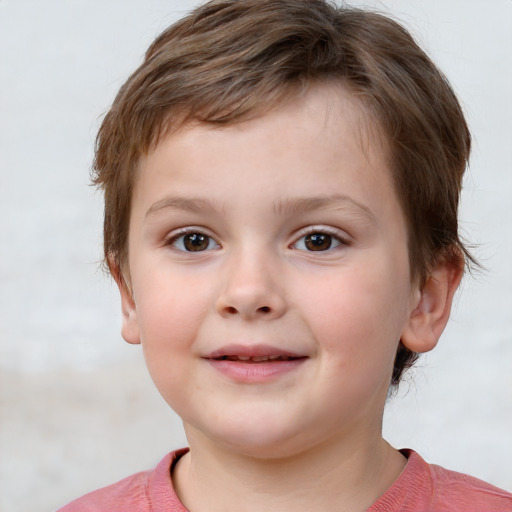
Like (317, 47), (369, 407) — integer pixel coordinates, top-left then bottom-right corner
(273, 194), (376, 222)
(145, 197), (222, 218)
(145, 194), (376, 223)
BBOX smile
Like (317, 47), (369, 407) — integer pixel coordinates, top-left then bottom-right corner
(212, 355), (303, 362)
(203, 345), (308, 382)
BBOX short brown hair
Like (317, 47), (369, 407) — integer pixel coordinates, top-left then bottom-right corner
(93, 0), (473, 385)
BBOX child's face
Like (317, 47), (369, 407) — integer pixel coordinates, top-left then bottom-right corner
(120, 84), (422, 458)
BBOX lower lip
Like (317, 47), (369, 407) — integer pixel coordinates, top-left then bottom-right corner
(205, 358), (307, 383)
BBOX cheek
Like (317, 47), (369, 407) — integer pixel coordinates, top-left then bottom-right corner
(133, 270), (211, 382)
(134, 261), (211, 337)
(295, 264), (409, 366)
(135, 286), (202, 412)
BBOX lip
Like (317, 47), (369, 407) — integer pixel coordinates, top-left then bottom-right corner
(203, 344), (308, 383)
(204, 344), (305, 359)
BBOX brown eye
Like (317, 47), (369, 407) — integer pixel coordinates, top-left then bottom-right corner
(293, 230), (345, 252)
(171, 232), (218, 252)
(183, 233), (210, 251)
(304, 233), (333, 251)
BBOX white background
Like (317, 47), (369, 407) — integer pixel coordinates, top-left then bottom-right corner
(0, 1), (511, 510)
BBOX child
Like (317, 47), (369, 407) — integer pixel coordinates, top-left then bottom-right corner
(59, 0), (512, 510)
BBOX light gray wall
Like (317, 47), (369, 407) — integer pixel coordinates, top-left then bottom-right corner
(0, 1), (511, 510)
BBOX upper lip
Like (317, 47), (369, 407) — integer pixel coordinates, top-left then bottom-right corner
(203, 344), (306, 359)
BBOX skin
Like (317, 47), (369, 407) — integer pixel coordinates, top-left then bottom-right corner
(115, 84), (462, 512)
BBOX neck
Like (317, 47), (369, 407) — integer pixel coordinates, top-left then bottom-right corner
(173, 429), (406, 512)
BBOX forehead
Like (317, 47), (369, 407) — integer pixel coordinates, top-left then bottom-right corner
(140, 83), (387, 179)
(133, 83), (396, 220)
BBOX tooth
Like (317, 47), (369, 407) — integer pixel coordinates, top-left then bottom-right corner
(237, 356), (250, 361)
(252, 356), (269, 362)
(269, 355), (281, 360)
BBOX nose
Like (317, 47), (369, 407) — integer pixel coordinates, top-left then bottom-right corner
(215, 249), (287, 321)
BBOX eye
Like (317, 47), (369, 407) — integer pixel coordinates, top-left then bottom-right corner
(170, 232), (219, 252)
(293, 231), (344, 252)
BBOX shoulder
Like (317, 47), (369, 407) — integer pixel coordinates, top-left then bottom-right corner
(56, 470), (152, 512)
(401, 449), (512, 512)
(426, 457), (512, 511)
(369, 450), (512, 512)
(56, 450), (188, 512)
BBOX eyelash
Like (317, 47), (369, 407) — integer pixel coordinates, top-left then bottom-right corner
(291, 227), (350, 253)
(165, 226), (350, 253)
(166, 228), (220, 253)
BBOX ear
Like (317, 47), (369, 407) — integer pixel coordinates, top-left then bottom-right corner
(109, 256), (141, 345)
(401, 258), (463, 354)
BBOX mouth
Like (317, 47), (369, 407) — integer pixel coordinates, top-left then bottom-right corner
(203, 345), (308, 382)
(210, 354), (305, 363)
(204, 344), (307, 362)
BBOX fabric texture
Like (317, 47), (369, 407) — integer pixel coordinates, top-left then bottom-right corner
(58, 448), (512, 511)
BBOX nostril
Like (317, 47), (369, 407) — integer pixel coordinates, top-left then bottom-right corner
(226, 306), (238, 314)
(258, 306), (271, 313)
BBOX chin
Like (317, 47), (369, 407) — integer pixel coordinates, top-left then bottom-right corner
(194, 418), (315, 460)
(221, 436), (304, 460)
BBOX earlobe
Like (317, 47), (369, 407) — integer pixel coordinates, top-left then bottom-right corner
(109, 256), (141, 345)
(401, 259), (463, 354)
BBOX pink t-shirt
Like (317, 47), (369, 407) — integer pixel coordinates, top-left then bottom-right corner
(58, 448), (512, 511)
